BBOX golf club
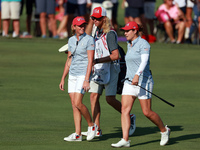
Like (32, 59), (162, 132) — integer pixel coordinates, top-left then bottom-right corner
(121, 78), (175, 107)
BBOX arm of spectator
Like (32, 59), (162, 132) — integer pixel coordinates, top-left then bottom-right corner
(58, 0), (65, 5)
(177, 6), (186, 22)
(87, 0), (92, 8)
(121, 0), (127, 9)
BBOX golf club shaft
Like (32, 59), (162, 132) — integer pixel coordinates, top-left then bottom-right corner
(123, 78), (175, 107)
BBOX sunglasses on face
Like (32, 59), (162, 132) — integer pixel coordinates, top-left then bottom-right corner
(91, 16), (104, 21)
(77, 24), (86, 28)
(124, 29), (135, 33)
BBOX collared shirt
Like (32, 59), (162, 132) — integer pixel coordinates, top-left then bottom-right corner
(68, 33), (95, 76)
(125, 36), (152, 84)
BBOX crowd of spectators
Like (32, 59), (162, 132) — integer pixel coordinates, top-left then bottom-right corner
(156, 0), (200, 44)
(0, 0), (200, 44)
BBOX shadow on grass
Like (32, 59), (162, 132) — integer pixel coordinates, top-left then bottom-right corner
(91, 125), (200, 147)
(90, 125), (200, 146)
(92, 126), (183, 141)
(84, 125), (200, 147)
(133, 133), (200, 147)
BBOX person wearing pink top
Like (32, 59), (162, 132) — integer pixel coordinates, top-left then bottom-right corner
(157, 0), (185, 44)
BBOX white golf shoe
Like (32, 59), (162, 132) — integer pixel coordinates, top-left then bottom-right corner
(160, 125), (171, 146)
(64, 133), (82, 142)
(129, 114), (136, 136)
(81, 129), (102, 137)
(111, 138), (130, 148)
(86, 123), (98, 141)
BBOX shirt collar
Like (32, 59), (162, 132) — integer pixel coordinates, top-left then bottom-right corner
(75, 32), (86, 41)
(127, 36), (140, 47)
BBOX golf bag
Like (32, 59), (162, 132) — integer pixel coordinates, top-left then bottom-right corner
(117, 45), (126, 94)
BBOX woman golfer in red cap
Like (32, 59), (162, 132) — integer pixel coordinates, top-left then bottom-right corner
(111, 21), (171, 148)
(59, 16), (97, 142)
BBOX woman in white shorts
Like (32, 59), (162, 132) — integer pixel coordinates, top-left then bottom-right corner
(1, 0), (21, 37)
(111, 21), (171, 148)
(59, 16), (97, 142)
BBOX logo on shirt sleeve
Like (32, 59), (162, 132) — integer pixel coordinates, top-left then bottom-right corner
(144, 48), (149, 51)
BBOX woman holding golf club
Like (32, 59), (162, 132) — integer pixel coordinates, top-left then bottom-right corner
(111, 21), (171, 148)
(59, 16), (97, 142)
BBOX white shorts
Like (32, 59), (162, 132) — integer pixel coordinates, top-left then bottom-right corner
(91, 2), (112, 19)
(187, 0), (194, 8)
(122, 81), (153, 100)
(1, 1), (21, 20)
(144, 2), (155, 19)
(68, 75), (85, 94)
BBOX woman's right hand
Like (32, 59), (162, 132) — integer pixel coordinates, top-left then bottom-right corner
(59, 80), (65, 91)
(132, 75), (139, 86)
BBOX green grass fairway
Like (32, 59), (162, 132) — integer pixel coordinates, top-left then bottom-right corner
(0, 37), (200, 150)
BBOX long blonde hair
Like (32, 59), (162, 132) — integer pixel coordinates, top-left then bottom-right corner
(102, 17), (111, 33)
(71, 24), (76, 36)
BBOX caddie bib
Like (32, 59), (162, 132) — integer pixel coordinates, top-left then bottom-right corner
(92, 32), (111, 85)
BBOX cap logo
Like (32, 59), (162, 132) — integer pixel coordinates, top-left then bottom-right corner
(77, 18), (84, 21)
(94, 9), (100, 14)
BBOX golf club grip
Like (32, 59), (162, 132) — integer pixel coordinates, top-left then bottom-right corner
(138, 85), (175, 107)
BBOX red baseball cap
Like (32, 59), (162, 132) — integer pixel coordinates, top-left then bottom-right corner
(120, 21), (139, 31)
(72, 16), (87, 26)
(91, 6), (107, 18)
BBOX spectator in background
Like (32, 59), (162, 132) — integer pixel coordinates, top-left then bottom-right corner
(174, 0), (187, 14)
(56, 0), (68, 39)
(144, 0), (156, 43)
(0, 0), (2, 35)
(20, 0), (36, 38)
(55, 0), (65, 22)
(157, 0), (185, 44)
(187, 0), (200, 44)
(185, 0), (195, 41)
(111, 0), (119, 32)
(122, 0), (148, 41)
(198, 0), (200, 43)
(1, 0), (21, 38)
(65, 0), (87, 37)
(35, 0), (58, 38)
(85, 0), (92, 22)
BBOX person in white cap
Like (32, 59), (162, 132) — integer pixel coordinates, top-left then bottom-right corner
(111, 21), (171, 148)
(59, 16), (97, 142)
(81, 6), (136, 138)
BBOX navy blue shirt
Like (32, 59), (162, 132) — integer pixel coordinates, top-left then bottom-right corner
(92, 0), (104, 3)
(127, 0), (144, 7)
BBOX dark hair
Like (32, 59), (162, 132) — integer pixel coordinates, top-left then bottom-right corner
(136, 24), (144, 36)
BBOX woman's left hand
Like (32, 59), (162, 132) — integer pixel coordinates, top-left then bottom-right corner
(132, 75), (139, 86)
(82, 81), (90, 92)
